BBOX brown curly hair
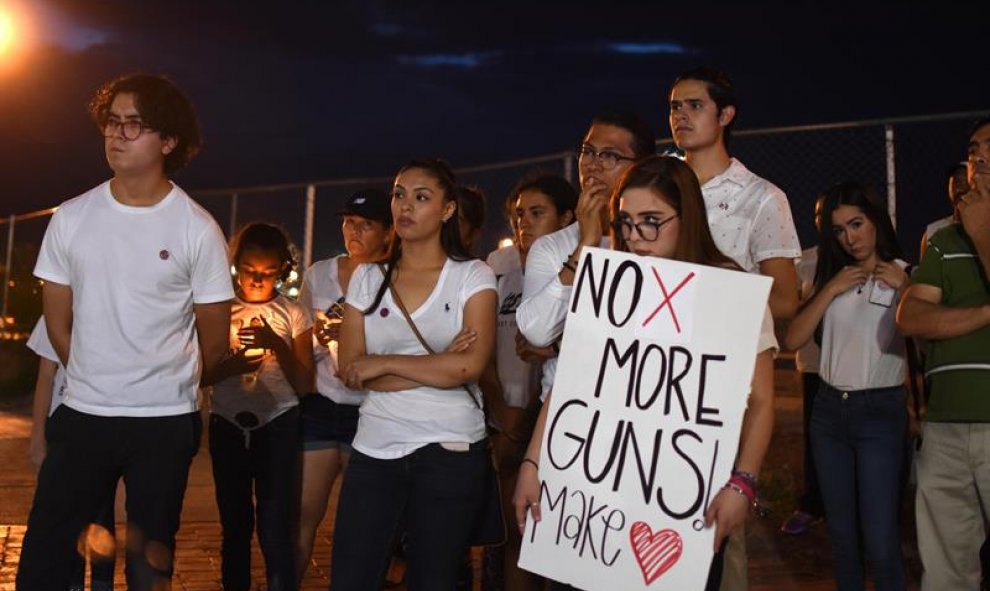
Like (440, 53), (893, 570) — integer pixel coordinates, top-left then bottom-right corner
(89, 73), (202, 174)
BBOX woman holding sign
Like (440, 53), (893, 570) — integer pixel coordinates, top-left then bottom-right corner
(513, 155), (777, 590)
(332, 159), (498, 591)
(784, 182), (909, 591)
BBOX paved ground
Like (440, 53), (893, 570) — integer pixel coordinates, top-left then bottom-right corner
(0, 366), (920, 590)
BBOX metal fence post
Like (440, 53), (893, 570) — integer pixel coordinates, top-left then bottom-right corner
(563, 153), (575, 185)
(304, 184), (316, 271)
(884, 124), (897, 227)
(1, 215), (15, 325)
(229, 193), (238, 237)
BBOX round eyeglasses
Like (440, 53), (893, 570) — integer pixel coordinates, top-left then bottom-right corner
(613, 215), (678, 242)
(101, 118), (155, 141)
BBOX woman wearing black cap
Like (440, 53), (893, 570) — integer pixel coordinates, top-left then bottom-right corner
(295, 188), (392, 581)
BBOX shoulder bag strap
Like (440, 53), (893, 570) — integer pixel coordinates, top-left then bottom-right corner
(377, 263), (481, 409)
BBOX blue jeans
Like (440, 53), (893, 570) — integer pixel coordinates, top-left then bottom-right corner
(330, 441), (487, 591)
(811, 383), (907, 591)
(209, 408), (300, 591)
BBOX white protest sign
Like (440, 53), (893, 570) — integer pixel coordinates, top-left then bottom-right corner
(518, 247), (772, 591)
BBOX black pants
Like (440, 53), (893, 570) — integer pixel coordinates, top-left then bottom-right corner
(17, 406), (201, 591)
(209, 408), (300, 591)
(799, 372), (825, 516)
(331, 441), (488, 591)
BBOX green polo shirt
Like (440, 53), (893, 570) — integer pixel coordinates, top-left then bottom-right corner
(914, 224), (990, 422)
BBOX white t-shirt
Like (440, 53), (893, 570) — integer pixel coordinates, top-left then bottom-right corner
(794, 247), (821, 374)
(346, 258), (496, 459)
(298, 255), (364, 405)
(924, 216), (954, 245)
(701, 158), (801, 273)
(819, 260), (908, 391)
(211, 295), (312, 426)
(486, 244), (522, 277)
(495, 268), (542, 408)
(517, 223), (610, 396)
(33, 181), (234, 417)
(26, 317), (66, 417)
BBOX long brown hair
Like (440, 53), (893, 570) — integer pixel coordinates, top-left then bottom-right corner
(610, 155), (738, 269)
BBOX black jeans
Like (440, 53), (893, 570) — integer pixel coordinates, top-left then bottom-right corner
(209, 408), (300, 591)
(330, 441), (488, 591)
(17, 406), (201, 591)
(799, 372), (825, 517)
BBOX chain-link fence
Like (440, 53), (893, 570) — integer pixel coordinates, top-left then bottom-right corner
(2, 110), (985, 338)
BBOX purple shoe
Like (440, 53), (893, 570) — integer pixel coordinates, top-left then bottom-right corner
(780, 510), (821, 535)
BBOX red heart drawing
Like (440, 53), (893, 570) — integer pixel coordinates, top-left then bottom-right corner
(629, 521), (683, 585)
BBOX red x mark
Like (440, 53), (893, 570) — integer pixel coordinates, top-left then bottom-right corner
(641, 267), (696, 333)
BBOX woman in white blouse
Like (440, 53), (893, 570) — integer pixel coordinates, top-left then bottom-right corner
(331, 159), (497, 590)
(785, 181), (910, 591)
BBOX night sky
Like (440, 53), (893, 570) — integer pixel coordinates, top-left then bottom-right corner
(0, 1), (986, 241)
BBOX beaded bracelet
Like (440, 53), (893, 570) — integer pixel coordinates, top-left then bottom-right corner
(562, 259), (577, 272)
(732, 469), (758, 486)
(722, 482), (752, 503)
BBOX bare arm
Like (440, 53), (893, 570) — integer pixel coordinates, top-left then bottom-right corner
(28, 358), (57, 469)
(896, 283), (990, 339)
(42, 282), (72, 366)
(272, 329), (314, 394)
(734, 350), (775, 475)
(194, 301), (233, 386)
(759, 257), (800, 320)
(784, 265), (868, 350)
(342, 290), (498, 390)
(703, 348), (775, 550)
(513, 391), (552, 531)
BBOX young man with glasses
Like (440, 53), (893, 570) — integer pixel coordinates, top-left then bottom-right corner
(668, 67), (800, 321)
(17, 74), (233, 591)
(516, 109), (654, 406)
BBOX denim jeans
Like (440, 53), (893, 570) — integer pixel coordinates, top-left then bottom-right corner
(209, 408), (300, 591)
(811, 383), (907, 591)
(330, 441), (488, 591)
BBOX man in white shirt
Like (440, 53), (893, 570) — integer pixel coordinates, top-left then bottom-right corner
(668, 67), (801, 591)
(17, 74), (233, 591)
(516, 110), (656, 394)
(668, 67), (801, 320)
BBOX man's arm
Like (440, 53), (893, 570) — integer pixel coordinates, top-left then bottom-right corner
(194, 301), (232, 386)
(42, 282), (72, 367)
(758, 257), (799, 320)
(896, 284), (990, 340)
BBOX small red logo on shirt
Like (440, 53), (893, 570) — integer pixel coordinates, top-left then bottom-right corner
(159, 249), (170, 260)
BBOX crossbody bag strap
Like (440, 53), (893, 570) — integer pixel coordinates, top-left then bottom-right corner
(377, 263), (481, 409)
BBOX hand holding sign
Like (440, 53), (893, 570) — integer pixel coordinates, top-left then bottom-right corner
(518, 248), (771, 591)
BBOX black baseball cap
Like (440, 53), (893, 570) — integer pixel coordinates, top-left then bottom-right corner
(336, 188), (392, 226)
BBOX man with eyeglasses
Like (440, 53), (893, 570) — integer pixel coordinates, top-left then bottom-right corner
(898, 115), (990, 591)
(515, 110), (654, 488)
(668, 67), (800, 591)
(18, 74), (233, 591)
(668, 67), (800, 321)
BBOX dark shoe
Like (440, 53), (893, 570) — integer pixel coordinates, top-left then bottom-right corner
(780, 510), (821, 535)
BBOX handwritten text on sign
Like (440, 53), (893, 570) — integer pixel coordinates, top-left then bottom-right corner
(518, 248), (771, 590)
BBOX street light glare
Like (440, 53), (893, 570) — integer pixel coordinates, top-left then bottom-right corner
(0, 11), (13, 54)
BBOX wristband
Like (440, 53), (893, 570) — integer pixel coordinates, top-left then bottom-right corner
(521, 457), (540, 471)
(562, 259), (577, 272)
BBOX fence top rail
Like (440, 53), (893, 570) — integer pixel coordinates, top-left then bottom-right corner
(5, 109), (986, 212)
(0, 207), (58, 225)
